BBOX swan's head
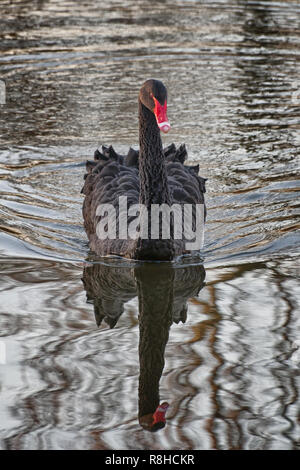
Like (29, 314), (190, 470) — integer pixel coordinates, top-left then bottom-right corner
(139, 79), (171, 133)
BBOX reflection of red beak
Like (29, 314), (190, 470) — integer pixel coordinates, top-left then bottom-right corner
(153, 402), (169, 425)
(153, 97), (171, 133)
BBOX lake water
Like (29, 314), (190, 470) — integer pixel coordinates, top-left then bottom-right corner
(0, 0), (299, 450)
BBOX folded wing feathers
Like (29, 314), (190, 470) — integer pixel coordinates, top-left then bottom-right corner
(82, 143), (207, 197)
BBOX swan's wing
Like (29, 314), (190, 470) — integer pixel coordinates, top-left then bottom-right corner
(165, 144), (207, 251)
(81, 146), (139, 255)
(101, 143), (189, 169)
(165, 144), (206, 206)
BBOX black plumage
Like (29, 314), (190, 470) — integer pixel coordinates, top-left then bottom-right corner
(82, 79), (206, 259)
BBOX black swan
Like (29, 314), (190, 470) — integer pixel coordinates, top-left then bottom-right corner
(82, 261), (206, 431)
(82, 79), (206, 260)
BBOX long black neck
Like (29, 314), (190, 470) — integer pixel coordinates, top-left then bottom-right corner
(138, 101), (171, 207)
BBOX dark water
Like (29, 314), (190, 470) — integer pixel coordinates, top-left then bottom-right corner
(0, 0), (300, 450)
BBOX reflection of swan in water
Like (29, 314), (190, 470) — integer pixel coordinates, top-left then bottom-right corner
(82, 261), (205, 431)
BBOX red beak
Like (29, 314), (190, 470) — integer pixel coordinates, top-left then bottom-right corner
(153, 97), (171, 133)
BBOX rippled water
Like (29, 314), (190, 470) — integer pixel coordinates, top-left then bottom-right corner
(0, 0), (299, 450)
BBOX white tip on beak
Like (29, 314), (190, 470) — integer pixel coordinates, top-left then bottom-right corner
(158, 121), (171, 133)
